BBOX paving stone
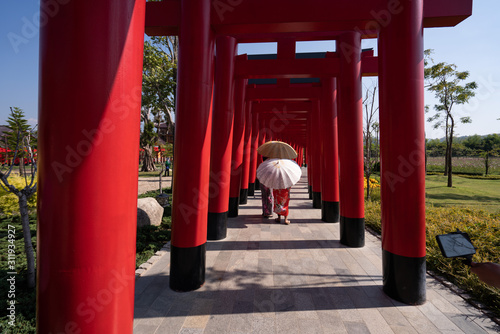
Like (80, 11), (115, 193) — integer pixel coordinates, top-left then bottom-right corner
(254, 289), (278, 314)
(252, 314), (276, 333)
(316, 309), (347, 333)
(293, 292), (318, 319)
(228, 312), (255, 333)
(204, 314), (233, 333)
(134, 289), (162, 308)
(132, 323), (160, 334)
(179, 328), (204, 334)
(444, 312), (492, 334)
(379, 307), (414, 328)
(297, 318), (324, 334)
(417, 301), (462, 331)
(275, 311), (299, 334)
(390, 325), (419, 334)
(396, 306), (442, 334)
(183, 299), (213, 329)
(343, 321), (371, 334)
(357, 308), (394, 334)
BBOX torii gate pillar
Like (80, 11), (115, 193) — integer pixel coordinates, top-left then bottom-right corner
(337, 32), (365, 247)
(170, 0), (215, 291)
(37, 0), (145, 332)
(311, 101), (322, 208)
(207, 35), (237, 240)
(248, 111), (259, 195)
(228, 77), (247, 217)
(321, 77), (340, 222)
(240, 102), (253, 204)
(379, 0), (426, 305)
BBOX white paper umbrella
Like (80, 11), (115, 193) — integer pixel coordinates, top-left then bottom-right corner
(256, 158), (302, 189)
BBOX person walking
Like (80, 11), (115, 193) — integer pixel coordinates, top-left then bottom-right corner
(259, 158), (273, 218)
(164, 157), (171, 177)
(259, 181), (273, 218)
(273, 187), (291, 224)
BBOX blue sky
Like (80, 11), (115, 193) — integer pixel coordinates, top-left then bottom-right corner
(1, 1), (498, 139)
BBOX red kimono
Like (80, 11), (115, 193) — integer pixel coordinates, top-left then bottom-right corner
(273, 188), (290, 216)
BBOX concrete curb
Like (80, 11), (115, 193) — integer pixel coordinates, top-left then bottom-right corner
(135, 241), (171, 277)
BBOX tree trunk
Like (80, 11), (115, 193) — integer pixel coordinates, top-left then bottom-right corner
(444, 117), (450, 176)
(365, 134), (371, 201)
(141, 147), (156, 172)
(19, 194), (36, 289)
(19, 157), (25, 177)
(447, 121), (454, 187)
(159, 164), (164, 193)
(485, 153), (489, 176)
(424, 139), (428, 174)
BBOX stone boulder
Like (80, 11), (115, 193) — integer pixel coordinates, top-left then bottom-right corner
(137, 197), (164, 227)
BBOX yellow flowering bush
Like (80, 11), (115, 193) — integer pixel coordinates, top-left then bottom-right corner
(364, 177), (380, 189)
(0, 175), (37, 216)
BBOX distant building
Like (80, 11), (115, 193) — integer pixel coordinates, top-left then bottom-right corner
(0, 125), (37, 165)
(158, 122), (174, 144)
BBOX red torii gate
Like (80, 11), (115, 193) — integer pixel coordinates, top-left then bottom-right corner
(36, 0), (472, 332)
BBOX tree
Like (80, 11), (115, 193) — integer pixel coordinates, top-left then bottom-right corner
(426, 138), (447, 157)
(363, 83), (379, 200)
(140, 108), (159, 171)
(142, 37), (177, 131)
(6, 107), (31, 176)
(424, 49), (477, 187)
(141, 37), (178, 171)
(462, 134), (483, 155)
(0, 107), (37, 288)
(481, 134), (500, 175)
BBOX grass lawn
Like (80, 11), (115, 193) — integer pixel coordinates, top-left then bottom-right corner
(425, 174), (500, 213)
(138, 164), (172, 178)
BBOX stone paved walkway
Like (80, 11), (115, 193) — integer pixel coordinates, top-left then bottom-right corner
(133, 170), (499, 333)
(138, 176), (171, 195)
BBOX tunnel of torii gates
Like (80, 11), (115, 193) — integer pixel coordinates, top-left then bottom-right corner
(36, 0), (472, 332)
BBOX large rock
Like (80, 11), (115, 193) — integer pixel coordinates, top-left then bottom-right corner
(137, 197), (164, 227)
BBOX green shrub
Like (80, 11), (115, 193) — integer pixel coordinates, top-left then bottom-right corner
(365, 186), (381, 202)
(135, 216), (171, 268)
(138, 187), (172, 199)
(0, 215), (37, 333)
(0, 176), (37, 216)
(365, 200), (382, 234)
